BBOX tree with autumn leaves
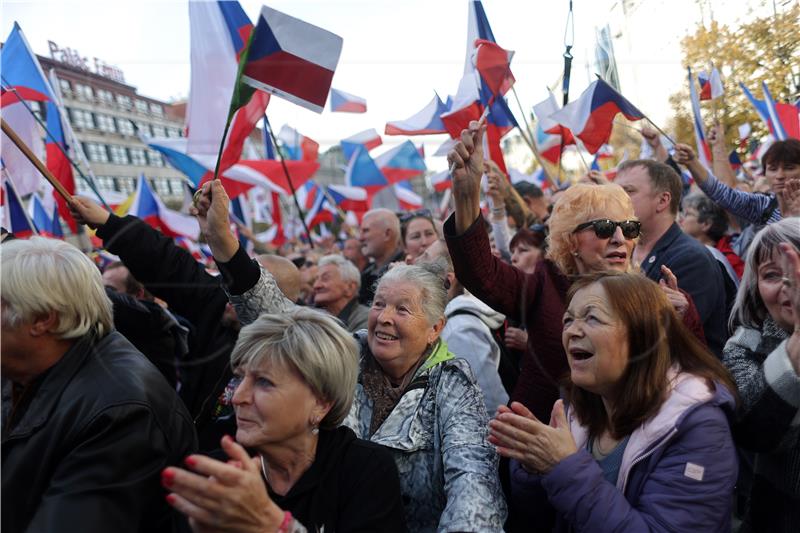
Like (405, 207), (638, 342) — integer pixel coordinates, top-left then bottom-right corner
(667, 3), (799, 151)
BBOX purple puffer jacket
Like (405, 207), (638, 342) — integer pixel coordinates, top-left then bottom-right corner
(510, 372), (738, 532)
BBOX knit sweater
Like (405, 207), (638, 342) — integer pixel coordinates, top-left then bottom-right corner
(723, 318), (800, 533)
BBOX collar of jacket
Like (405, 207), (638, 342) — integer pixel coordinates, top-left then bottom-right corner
(420, 339), (454, 372)
(2, 332), (98, 442)
(336, 297), (360, 323)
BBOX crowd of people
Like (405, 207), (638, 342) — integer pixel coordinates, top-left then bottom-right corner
(2, 124), (799, 533)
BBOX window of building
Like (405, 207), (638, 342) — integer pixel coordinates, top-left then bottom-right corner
(75, 83), (94, 100)
(147, 149), (164, 167)
(128, 147), (147, 166)
(117, 94), (132, 110)
(166, 127), (182, 138)
(108, 145), (129, 165)
(153, 179), (171, 196)
(135, 99), (149, 113)
(96, 176), (117, 191)
(96, 89), (113, 104)
(149, 103), (164, 116)
(116, 177), (136, 193)
(29, 101), (43, 120)
(58, 78), (71, 94)
(150, 125), (166, 138)
(116, 118), (135, 136)
(70, 108), (95, 129)
(136, 121), (152, 136)
(169, 179), (185, 195)
(75, 178), (92, 195)
(84, 142), (108, 163)
(96, 114), (116, 133)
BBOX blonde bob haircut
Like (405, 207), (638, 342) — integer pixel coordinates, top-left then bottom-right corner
(1, 237), (113, 339)
(546, 183), (638, 276)
(230, 307), (359, 429)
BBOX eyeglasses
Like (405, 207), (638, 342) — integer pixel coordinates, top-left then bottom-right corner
(398, 208), (433, 224)
(573, 219), (641, 239)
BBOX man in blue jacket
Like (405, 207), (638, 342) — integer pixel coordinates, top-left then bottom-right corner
(616, 159), (728, 356)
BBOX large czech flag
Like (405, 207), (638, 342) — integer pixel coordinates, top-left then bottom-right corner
(129, 175), (200, 240)
(241, 5), (343, 114)
(549, 79), (644, 154)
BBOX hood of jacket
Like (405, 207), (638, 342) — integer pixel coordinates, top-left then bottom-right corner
(445, 293), (506, 330)
(567, 367), (736, 492)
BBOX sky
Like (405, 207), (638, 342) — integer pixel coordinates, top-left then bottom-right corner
(1, 0), (775, 172)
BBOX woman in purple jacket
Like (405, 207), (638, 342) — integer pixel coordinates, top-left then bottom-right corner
(489, 272), (739, 532)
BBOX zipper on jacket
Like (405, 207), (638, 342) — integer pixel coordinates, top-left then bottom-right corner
(620, 427), (678, 494)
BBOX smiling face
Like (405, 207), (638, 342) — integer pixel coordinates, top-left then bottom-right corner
(562, 282), (630, 399)
(232, 358), (329, 451)
(757, 250), (795, 331)
(571, 206), (637, 274)
(404, 217), (438, 259)
(367, 279), (442, 380)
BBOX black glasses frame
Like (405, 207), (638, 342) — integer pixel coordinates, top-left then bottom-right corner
(573, 219), (641, 239)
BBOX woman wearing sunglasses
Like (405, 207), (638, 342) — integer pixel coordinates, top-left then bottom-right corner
(445, 122), (705, 425)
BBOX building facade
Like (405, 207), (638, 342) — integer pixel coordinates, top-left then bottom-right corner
(36, 49), (186, 203)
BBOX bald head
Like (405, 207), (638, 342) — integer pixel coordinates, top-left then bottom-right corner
(359, 208), (401, 264)
(256, 254), (301, 302)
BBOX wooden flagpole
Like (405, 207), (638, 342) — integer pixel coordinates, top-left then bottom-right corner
(2, 118), (71, 201)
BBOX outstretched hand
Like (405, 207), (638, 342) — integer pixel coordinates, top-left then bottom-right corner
(659, 265), (689, 317)
(164, 435), (285, 533)
(448, 121), (487, 234)
(190, 179), (238, 262)
(488, 400), (577, 474)
(68, 196), (110, 229)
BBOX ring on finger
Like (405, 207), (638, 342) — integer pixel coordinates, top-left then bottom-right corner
(192, 190), (203, 208)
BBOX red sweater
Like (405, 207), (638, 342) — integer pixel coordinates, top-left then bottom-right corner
(444, 215), (706, 423)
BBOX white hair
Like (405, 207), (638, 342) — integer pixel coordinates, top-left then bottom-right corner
(377, 263), (447, 326)
(363, 208), (401, 238)
(230, 307), (359, 429)
(1, 237), (113, 339)
(318, 254), (361, 290)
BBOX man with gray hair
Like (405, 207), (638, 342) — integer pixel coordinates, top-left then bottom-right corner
(1, 237), (196, 533)
(313, 255), (370, 332)
(358, 208), (404, 305)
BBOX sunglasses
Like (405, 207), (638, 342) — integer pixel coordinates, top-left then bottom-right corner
(573, 219), (641, 239)
(399, 208), (433, 224)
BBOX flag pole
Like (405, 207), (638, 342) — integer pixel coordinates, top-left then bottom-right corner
(1, 78), (110, 209)
(1, 118), (72, 201)
(266, 122), (315, 248)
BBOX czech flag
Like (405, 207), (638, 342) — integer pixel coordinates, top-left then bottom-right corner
(385, 94), (449, 135)
(1, 178), (36, 237)
(129, 175), (200, 240)
(330, 88), (367, 113)
(374, 141), (427, 184)
(473, 39), (515, 98)
(688, 68), (712, 168)
(532, 92), (575, 164)
(762, 81), (799, 141)
(304, 187), (337, 229)
(239, 5), (343, 114)
(328, 184), (369, 213)
(394, 181), (423, 211)
(2, 23), (76, 231)
(509, 167), (547, 189)
(549, 79), (644, 154)
(740, 83), (800, 140)
(729, 150), (743, 172)
(278, 125), (319, 161)
(341, 129), (383, 160)
(345, 146), (389, 194)
(697, 68), (723, 101)
(186, 1), (270, 172)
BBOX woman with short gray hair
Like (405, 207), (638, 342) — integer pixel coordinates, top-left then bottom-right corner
(164, 308), (407, 532)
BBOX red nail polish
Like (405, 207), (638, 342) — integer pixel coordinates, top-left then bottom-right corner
(184, 456), (196, 467)
(165, 494), (176, 505)
(161, 469), (174, 487)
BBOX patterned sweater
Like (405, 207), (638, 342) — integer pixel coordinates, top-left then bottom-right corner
(723, 318), (800, 533)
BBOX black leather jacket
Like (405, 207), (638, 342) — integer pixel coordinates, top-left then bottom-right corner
(1, 331), (197, 533)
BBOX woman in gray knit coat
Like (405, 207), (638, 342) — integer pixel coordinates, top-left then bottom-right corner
(723, 217), (800, 533)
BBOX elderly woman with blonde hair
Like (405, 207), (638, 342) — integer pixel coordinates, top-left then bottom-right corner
(192, 179), (507, 532)
(444, 121), (705, 423)
(163, 308), (407, 532)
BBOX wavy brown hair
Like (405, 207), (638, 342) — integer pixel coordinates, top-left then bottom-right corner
(564, 272), (737, 439)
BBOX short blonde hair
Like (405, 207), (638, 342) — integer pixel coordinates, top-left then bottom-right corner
(546, 183), (637, 276)
(230, 308), (359, 428)
(1, 237), (113, 339)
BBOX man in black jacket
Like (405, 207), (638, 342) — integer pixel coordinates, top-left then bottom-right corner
(1, 236), (196, 533)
